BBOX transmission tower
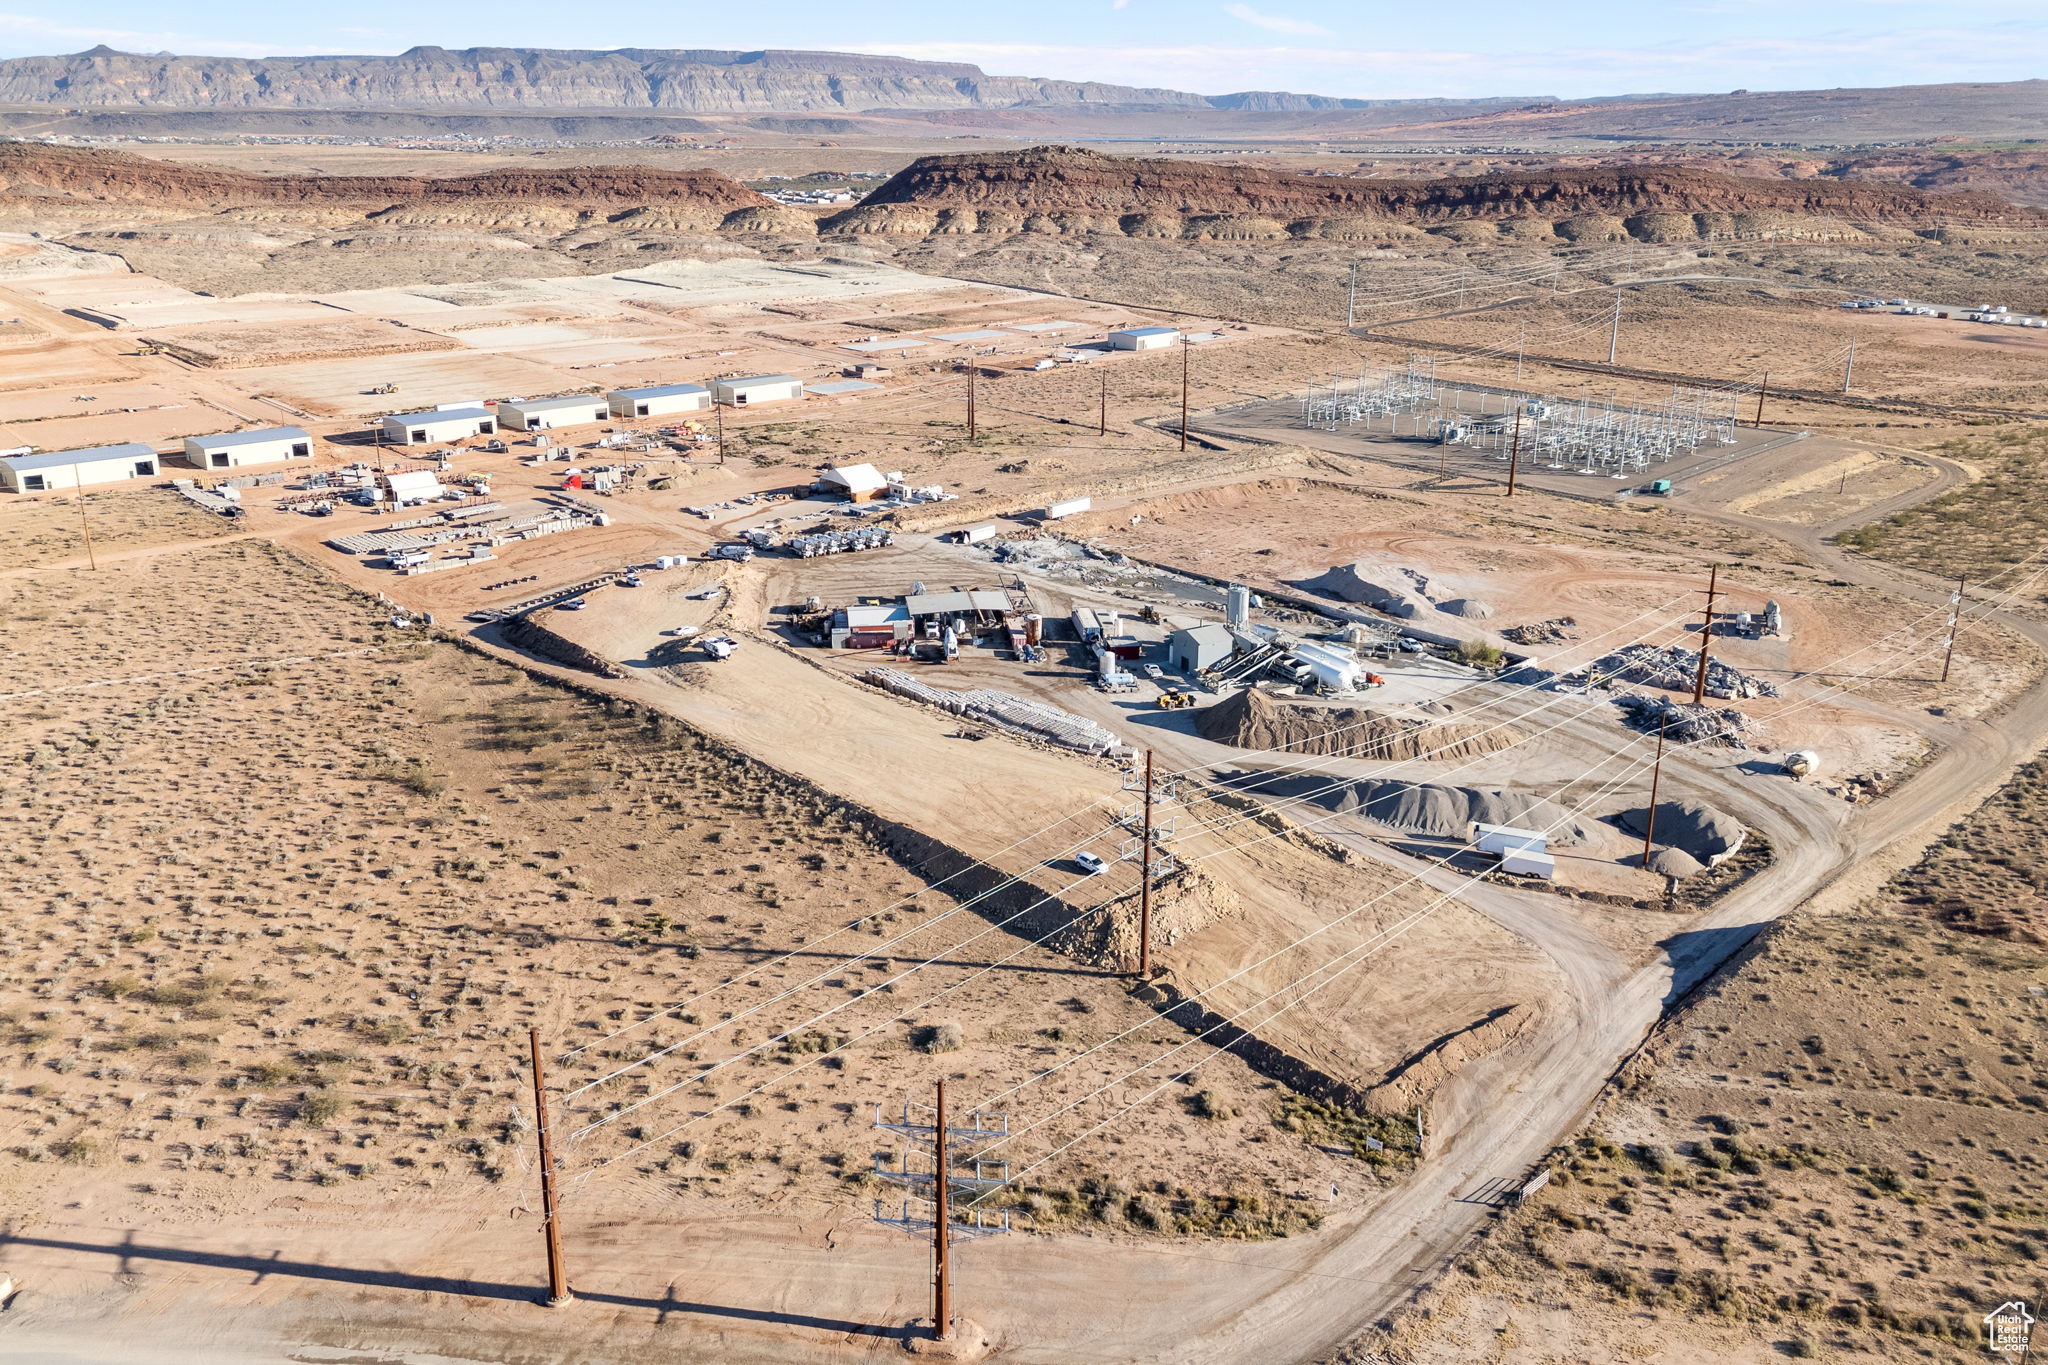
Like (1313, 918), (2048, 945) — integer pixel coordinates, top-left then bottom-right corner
(873, 1081), (1012, 1343)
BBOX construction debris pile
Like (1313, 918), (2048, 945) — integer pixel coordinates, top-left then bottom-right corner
(1501, 617), (1580, 646)
(1225, 770), (1590, 845)
(863, 668), (1123, 756)
(1196, 687), (1520, 762)
(1615, 694), (1759, 747)
(1579, 644), (1780, 700)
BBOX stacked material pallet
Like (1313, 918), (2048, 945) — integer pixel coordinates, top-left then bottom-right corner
(862, 668), (1123, 756)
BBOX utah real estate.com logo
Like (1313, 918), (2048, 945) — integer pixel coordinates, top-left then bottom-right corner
(1986, 1300), (2036, 1356)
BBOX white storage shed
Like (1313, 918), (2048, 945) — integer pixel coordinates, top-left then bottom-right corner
(1108, 326), (1181, 351)
(1, 443), (160, 493)
(608, 383), (712, 419)
(381, 407), (495, 445)
(384, 470), (446, 506)
(183, 426), (313, 470)
(711, 374), (803, 408)
(499, 396), (607, 432)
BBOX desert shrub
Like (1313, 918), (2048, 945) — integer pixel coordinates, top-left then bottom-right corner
(912, 1022), (964, 1053)
(298, 1090), (347, 1126)
(1457, 639), (1505, 668)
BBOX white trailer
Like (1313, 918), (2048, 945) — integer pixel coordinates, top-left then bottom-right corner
(1045, 496), (1092, 520)
(957, 525), (998, 544)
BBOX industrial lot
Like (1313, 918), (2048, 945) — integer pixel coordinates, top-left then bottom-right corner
(2, 112), (2048, 1365)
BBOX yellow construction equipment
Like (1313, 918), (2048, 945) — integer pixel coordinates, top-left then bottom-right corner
(369, 382), (399, 395)
(1155, 690), (1195, 710)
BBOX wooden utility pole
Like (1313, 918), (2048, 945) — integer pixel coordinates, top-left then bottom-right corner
(1753, 370), (1770, 427)
(965, 362), (977, 441)
(72, 464), (97, 571)
(1178, 337), (1190, 453)
(932, 1079), (952, 1341)
(1690, 565), (1721, 706)
(713, 400), (726, 464)
(1136, 749), (1155, 979)
(1941, 575), (1966, 683)
(1640, 718), (1668, 869)
(1515, 322), (1526, 386)
(1505, 411), (1522, 498)
(1098, 367), (1108, 436)
(527, 1028), (572, 1307)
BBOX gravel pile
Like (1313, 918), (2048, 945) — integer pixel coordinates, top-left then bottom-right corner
(1501, 616), (1579, 646)
(1620, 799), (1747, 866)
(1195, 687), (1521, 762)
(1227, 771), (1590, 846)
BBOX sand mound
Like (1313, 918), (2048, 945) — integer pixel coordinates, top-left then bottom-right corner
(1649, 847), (1707, 879)
(1436, 597), (1493, 620)
(1298, 561), (1405, 606)
(1619, 799), (1746, 865)
(1197, 688), (1519, 764)
(1230, 770), (1589, 846)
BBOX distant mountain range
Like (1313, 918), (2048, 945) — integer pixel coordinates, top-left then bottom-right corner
(0, 45), (1541, 116)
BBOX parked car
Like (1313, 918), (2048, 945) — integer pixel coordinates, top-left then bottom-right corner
(1140, 663), (1165, 680)
(557, 597), (588, 612)
(1074, 851), (1108, 876)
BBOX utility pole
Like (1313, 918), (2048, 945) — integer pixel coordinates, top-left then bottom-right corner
(1607, 290), (1623, 366)
(1136, 749), (1155, 979)
(1505, 411), (1522, 498)
(1753, 370), (1770, 427)
(965, 362), (977, 441)
(713, 399), (726, 465)
(1456, 270), (1466, 309)
(1098, 366), (1108, 437)
(873, 1088), (1011, 1344)
(71, 463), (97, 571)
(1690, 565), (1721, 706)
(1345, 261), (1357, 330)
(527, 1028), (572, 1307)
(1842, 340), (1855, 395)
(1178, 336), (1190, 453)
(1640, 718), (1668, 869)
(1942, 575), (1966, 683)
(1515, 322), (1526, 386)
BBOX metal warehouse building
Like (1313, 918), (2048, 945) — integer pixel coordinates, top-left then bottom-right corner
(1108, 326), (1181, 351)
(1, 442), (161, 493)
(711, 374), (804, 407)
(499, 395), (608, 432)
(380, 407), (496, 445)
(182, 426), (313, 470)
(1167, 623), (1235, 673)
(608, 383), (712, 419)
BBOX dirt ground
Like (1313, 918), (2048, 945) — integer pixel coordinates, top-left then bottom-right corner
(1359, 761), (2048, 1365)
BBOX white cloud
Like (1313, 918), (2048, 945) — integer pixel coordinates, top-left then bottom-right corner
(1223, 4), (1333, 37)
(0, 12), (283, 57)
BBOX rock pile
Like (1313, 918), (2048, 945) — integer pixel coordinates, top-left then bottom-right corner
(1616, 694), (1759, 747)
(1580, 643), (1779, 700)
(1195, 687), (1520, 762)
(1502, 617), (1579, 646)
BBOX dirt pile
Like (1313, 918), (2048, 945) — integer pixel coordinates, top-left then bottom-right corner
(1197, 687), (1520, 763)
(0, 141), (774, 213)
(1227, 770), (1590, 845)
(1618, 798), (1746, 865)
(836, 145), (2045, 239)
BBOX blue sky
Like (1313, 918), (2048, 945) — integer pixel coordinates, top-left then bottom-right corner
(0, 1), (2042, 100)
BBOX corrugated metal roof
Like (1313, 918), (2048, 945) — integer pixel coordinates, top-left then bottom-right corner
(806, 380), (881, 396)
(1, 442), (157, 473)
(610, 383), (710, 400)
(845, 604), (909, 627)
(1112, 326), (1180, 338)
(503, 396), (604, 414)
(188, 426), (310, 450)
(906, 590), (1011, 616)
(386, 407), (490, 425)
(715, 374), (798, 388)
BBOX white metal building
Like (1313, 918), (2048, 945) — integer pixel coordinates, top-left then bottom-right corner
(182, 426), (313, 470)
(499, 395), (608, 432)
(608, 383), (712, 419)
(1168, 624), (1235, 673)
(381, 407), (496, 445)
(819, 463), (889, 502)
(384, 470), (446, 506)
(1108, 326), (1181, 351)
(711, 374), (804, 407)
(1, 443), (160, 493)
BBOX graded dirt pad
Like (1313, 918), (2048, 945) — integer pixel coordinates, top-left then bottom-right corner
(1195, 687), (1523, 762)
(141, 316), (458, 368)
(1365, 787), (2048, 1365)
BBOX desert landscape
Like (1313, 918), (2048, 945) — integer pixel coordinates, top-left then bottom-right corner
(0, 26), (2043, 1365)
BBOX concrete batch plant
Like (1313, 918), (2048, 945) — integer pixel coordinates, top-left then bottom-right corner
(711, 374), (804, 407)
(608, 383), (712, 419)
(0, 442), (160, 493)
(1108, 326), (1182, 351)
(182, 426), (313, 470)
(381, 406), (496, 445)
(498, 395), (608, 432)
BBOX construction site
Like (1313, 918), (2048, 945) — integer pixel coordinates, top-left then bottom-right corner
(2, 128), (2047, 1365)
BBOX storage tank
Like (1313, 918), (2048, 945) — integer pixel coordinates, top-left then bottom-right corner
(1783, 750), (1821, 777)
